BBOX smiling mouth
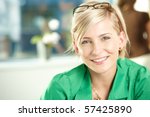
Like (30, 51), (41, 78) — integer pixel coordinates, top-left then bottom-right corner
(91, 56), (109, 64)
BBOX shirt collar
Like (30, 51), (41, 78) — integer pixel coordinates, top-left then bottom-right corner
(74, 65), (92, 100)
(108, 58), (128, 100)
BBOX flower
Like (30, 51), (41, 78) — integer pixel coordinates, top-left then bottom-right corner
(31, 32), (60, 48)
(42, 32), (60, 45)
(31, 18), (60, 47)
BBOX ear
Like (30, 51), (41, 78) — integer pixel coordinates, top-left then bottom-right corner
(119, 31), (127, 49)
(73, 41), (79, 54)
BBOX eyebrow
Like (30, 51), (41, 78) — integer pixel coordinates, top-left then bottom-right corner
(82, 33), (112, 40)
(98, 33), (112, 38)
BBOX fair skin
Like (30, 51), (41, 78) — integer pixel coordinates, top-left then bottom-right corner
(74, 18), (126, 99)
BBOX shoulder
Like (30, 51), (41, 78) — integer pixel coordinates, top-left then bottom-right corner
(117, 58), (150, 80)
(117, 57), (141, 69)
(50, 63), (87, 93)
(41, 64), (87, 100)
(120, 58), (150, 99)
(116, 58), (150, 99)
(140, 12), (149, 17)
(52, 64), (86, 83)
(137, 12), (149, 22)
(118, 57), (145, 68)
(118, 57), (150, 83)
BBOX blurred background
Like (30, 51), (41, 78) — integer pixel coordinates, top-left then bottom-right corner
(0, 0), (150, 100)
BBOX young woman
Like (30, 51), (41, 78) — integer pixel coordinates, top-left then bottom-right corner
(41, 1), (150, 100)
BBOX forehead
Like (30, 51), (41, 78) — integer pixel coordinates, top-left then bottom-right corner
(83, 18), (116, 37)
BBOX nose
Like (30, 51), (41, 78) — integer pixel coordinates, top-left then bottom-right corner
(92, 42), (103, 55)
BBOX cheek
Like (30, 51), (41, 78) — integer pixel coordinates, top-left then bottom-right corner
(106, 41), (119, 53)
(78, 46), (92, 57)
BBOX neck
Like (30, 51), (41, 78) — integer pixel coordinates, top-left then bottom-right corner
(122, 5), (134, 12)
(90, 64), (117, 99)
(90, 65), (117, 88)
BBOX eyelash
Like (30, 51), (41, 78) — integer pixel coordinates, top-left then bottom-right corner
(101, 36), (111, 40)
(81, 36), (111, 44)
(81, 40), (91, 44)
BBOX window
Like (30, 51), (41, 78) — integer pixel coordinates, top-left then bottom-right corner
(0, 0), (83, 61)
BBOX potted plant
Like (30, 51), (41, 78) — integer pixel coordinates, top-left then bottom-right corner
(31, 18), (60, 61)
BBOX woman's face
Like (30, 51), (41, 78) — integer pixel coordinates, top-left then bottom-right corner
(74, 18), (125, 74)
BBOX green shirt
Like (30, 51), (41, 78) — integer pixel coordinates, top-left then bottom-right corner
(41, 58), (150, 100)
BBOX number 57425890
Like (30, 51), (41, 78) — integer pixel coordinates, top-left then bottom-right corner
(84, 105), (132, 113)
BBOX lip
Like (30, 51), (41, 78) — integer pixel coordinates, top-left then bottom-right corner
(91, 56), (109, 64)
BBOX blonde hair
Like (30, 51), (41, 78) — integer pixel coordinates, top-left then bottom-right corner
(70, 1), (130, 57)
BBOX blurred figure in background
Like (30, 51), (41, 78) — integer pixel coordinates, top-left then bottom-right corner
(118, 0), (150, 58)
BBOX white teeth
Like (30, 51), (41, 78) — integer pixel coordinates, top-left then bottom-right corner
(93, 57), (107, 62)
